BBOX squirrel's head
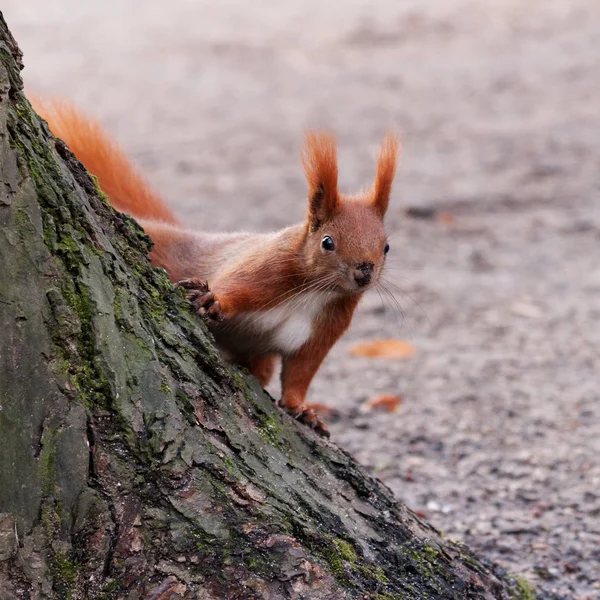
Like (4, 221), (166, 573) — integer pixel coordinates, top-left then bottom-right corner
(301, 131), (399, 294)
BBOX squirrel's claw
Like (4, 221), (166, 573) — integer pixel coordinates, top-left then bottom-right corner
(176, 278), (225, 322)
(285, 404), (330, 438)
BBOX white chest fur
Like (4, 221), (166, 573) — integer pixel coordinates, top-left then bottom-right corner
(243, 291), (332, 354)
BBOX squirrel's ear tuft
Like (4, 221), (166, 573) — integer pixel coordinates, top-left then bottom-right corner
(371, 132), (400, 218)
(302, 130), (339, 231)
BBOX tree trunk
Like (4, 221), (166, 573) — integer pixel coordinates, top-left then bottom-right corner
(0, 14), (537, 600)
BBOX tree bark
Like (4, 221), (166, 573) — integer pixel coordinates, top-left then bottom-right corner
(0, 14), (537, 600)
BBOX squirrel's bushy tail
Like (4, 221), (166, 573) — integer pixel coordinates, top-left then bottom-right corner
(31, 98), (178, 225)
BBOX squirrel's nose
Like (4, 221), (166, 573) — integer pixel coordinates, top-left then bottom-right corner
(353, 262), (374, 287)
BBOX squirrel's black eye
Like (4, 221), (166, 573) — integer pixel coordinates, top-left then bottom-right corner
(384, 242), (390, 254)
(321, 236), (335, 251)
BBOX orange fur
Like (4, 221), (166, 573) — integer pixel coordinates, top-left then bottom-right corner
(31, 98), (178, 224)
(243, 355), (278, 388)
(302, 131), (339, 227)
(280, 295), (359, 411)
(372, 132), (400, 217)
(33, 97), (400, 436)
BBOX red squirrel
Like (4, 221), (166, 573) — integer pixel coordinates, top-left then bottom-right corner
(32, 100), (399, 437)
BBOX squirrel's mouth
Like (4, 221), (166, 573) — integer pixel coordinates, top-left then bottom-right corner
(335, 281), (376, 295)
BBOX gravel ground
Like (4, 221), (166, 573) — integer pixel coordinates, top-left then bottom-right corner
(5, 1), (600, 597)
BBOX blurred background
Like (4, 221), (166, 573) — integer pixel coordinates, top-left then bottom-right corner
(4, 1), (599, 597)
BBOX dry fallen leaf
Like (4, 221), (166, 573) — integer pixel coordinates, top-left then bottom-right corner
(350, 339), (415, 359)
(436, 210), (455, 225)
(365, 394), (404, 413)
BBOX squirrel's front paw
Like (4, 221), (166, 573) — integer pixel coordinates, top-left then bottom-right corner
(176, 278), (224, 322)
(284, 404), (330, 438)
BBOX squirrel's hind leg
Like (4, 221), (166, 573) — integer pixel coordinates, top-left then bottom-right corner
(246, 354), (277, 388)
